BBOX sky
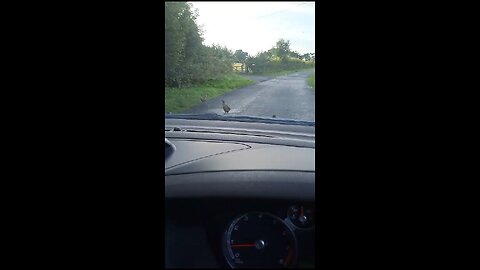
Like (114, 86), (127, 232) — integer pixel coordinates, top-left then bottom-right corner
(189, 1), (315, 56)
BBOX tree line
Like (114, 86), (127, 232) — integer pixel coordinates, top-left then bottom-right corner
(238, 39), (315, 74)
(165, 2), (314, 88)
(165, 2), (234, 88)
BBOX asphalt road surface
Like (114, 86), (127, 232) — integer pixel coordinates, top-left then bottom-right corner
(185, 69), (315, 122)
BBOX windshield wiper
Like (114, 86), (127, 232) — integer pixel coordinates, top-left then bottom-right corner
(165, 113), (315, 126)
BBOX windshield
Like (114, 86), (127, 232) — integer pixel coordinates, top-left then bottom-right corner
(165, 2), (315, 123)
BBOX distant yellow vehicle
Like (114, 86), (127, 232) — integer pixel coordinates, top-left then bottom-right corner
(232, 63), (244, 71)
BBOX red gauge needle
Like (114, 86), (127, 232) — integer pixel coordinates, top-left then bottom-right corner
(231, 244), (256, 247)
(284, 250), (294, 266)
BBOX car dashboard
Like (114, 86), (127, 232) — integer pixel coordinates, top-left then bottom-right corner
(165, 118), (315, 268)
(166, 199), (315, 268)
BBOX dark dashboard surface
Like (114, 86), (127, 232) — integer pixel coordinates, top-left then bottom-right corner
(166, 199), (315, 268)
(165, 118), (315, 268)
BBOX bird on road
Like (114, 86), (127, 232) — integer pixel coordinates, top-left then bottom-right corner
(222, 100), (230, 114)
(200, 95), (207, 102)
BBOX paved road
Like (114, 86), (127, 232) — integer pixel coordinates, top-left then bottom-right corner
(185, 69), (315, 122)
(239, 75), (274, 83)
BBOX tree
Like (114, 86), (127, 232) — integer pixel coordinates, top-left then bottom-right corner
(246, 39), (314, 75)
(275, 39), (291, 60)
(234, 50), (249, 72)
(245, 56), (256, 73)
(165, 2), (188, 83)
(180, 7), (203, 61)
(233, 50), (249, 63)
(302, 53), (312, 61)
(289, 51), (301, 60)
(165, 2), (234, 87)
(266, 48), (276, 59)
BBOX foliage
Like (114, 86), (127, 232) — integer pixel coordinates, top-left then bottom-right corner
(307, 73), (315, 90)
(165, 74), (254, 113)
(165, 2), (233, 88)
(302, 53), (315, 62)
(239, 40), (316, 75)
(245, 39), (315, 75)
(165, 3), (314, 86)
(275, 39), (291, 60)
(233, 50), (249, 63)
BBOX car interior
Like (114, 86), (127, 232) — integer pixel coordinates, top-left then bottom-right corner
(165, 117), (315, 268)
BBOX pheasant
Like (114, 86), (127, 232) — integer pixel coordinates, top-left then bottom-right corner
(222, 100), (231, 114)
(200, 95), (207, 102)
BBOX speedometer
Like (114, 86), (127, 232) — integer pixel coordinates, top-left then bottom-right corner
(222, 212), (297, 268)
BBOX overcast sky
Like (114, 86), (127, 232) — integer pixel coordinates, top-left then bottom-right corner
(189, 1), (315, 56)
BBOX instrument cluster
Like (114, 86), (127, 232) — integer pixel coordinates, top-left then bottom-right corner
(222, 204), (315, 268)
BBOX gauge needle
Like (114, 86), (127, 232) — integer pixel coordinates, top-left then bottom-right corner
(284, 250), (294, 266)
(231, 244), (256, 247)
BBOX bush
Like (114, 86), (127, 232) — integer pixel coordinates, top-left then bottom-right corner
(249, 57), (314, 75)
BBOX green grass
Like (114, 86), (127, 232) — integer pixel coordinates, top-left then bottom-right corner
(307, 73), (315, 91)
(165, 74), (254, 113)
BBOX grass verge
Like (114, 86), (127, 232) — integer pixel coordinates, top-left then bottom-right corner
(307, 73), (315, 91)
(165, 73), (254, 113)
